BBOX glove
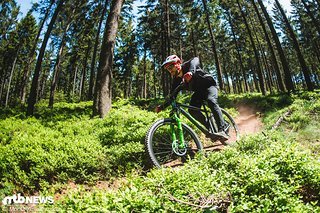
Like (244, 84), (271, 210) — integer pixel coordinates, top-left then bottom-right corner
(155, 105), (162, 113)
(183, 72), (193, 83)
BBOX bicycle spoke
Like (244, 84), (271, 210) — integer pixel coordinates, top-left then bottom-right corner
(154, 150), (173, 155)
(153, 141), (171, 146)
(155, 146), (172, 150)
(157, 153), (176, 164)
(155, 133), (170, 141)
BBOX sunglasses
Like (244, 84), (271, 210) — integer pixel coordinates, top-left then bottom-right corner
(165, 64), (176, 73)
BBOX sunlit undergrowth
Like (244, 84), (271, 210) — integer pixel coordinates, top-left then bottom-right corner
(262, 91), (320, 155)
(48, 132), (319, 212)
(0, 91), (319, 212)
(0, 101), (160, 197)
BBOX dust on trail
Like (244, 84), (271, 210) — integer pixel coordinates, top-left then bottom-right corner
(235, 105), (263, 135)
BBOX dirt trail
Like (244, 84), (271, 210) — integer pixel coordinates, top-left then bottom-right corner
(235, 105), (263, 135)
(203, 104), (262, 151)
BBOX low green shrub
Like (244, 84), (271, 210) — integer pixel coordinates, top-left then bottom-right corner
(1, 91), (320, 212)
(219, 93), (293, 112)
(0, 116), (107, 195)
(45, 92), (320, 212)
(48, 133), (320, 212)
(0, 101), (160, 197)
(97, 104), (158, 146)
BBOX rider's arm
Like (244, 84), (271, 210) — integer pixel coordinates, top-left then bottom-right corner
(157, 80), (185, 111)
(181, 57), (200, 83)
(188, 57), (201, 73)
(170, 80), (185, 99)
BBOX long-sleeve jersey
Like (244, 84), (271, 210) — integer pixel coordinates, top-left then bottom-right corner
(172, 57), (216, 94)
(161, 57), (217, 109)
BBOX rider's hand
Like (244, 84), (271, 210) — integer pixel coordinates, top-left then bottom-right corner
(155, 105), (162, 113)
(183, 72), (193, 83)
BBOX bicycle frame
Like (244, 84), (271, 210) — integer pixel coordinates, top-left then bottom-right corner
(169, 100), (214, 148)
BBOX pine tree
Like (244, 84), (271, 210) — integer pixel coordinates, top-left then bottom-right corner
(27, 0), (65, 115)
(93, 0), (125, 118)
(274, 0), (313, 91)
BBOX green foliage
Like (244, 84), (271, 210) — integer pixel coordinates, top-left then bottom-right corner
(219, 93), (294, 112)
(48, 132), (320, 212)
(98, 103), (158, 146)
(41, 92), (320, 212)
(0, 115), (106, 195)
(261, 91), (320, 156)
(1, 92), (320, 212)
(0, 100), (159, 197)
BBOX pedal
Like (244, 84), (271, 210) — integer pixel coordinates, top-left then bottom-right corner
(206, 133), (219, 140)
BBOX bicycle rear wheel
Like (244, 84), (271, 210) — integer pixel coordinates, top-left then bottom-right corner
(145, 119), (203, 168)
(210, 108), (240, 145)
(210, 109), (240, 145)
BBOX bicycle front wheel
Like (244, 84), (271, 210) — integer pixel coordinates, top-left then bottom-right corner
(145, 119), (203, 168)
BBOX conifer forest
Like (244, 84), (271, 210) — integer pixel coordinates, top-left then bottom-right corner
(1, 0), (319, 116)
(1, 0), (320, 212)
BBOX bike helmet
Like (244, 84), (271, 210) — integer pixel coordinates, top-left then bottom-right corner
(161, 55), (181, 68)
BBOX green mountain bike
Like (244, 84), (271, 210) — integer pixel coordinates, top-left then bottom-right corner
(145, 96), (239, 168)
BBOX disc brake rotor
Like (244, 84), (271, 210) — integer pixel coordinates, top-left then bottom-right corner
(172, 140), (187, 156)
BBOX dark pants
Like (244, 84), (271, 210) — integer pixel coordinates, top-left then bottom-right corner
(188, 86), (225, 131)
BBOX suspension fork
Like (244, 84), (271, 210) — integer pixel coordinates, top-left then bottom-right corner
(170, 113), (185, 148)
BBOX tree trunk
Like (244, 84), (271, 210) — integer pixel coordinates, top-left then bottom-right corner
(143, 49), (147, 98)
(257, 0), (294, 92)
(248, 9), (274, 93)
(5, 52), (18, 107)
(275, 0), (314, 91)
(202, 0), (224, 90)
(237, 0), (266, 95)
(39, 66), (49, 100)
(235, 72), (242, 93)
(72, 66), (78, 96)
(251, 0), (285, 92)
(223, 62), (231, 93)
(27, 0), (64, 116)
(88, 0), (108, 101)
(153, 60), (157, 98)
(226, 10), (248, 92)
(165, 0), (171, 94)
(301, 0), (320, 36)
(262, 50), (273, 93)
(249, 58), (259, 92)
(49, 20), (71, 108)
(93, 0), (124, 118)
(129, 70), (132, 97)
(67, 52), (78, 97)
(0, 79), (4, 104)
(165, 0), (171, 55)
(20, 1), (54, 103)
(312, 41), (320, 64)
(160, 7), (168, 96)
(191, 29), (198, 57)
(80, 42), (91, 100)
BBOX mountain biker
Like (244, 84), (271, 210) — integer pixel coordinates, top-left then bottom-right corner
(155, 55), (229, 140)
